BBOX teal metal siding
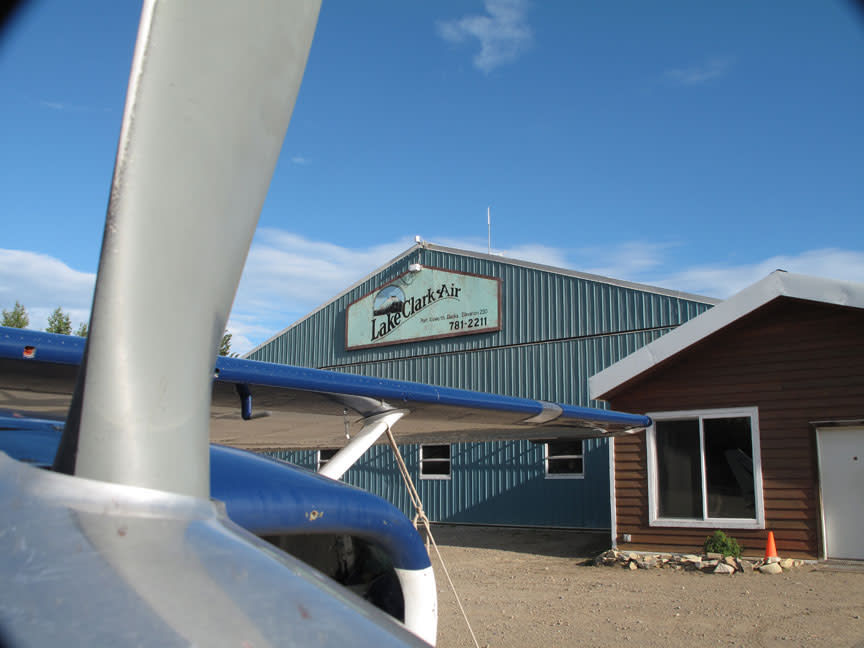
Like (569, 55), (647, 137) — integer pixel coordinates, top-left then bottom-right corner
(262, 437), (610, 528)
(250, 246), (715, 529)
(248, 247), (712, 370)
(320, 330), (671, 405)
(266, 446), (416, 516)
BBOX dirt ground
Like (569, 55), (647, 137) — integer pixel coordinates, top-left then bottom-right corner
(428, 525), (864, 648)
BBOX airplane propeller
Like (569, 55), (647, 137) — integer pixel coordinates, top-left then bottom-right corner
(54, 0), (322, 498)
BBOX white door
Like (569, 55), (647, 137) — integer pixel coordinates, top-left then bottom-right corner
(817, 427), (864, 560)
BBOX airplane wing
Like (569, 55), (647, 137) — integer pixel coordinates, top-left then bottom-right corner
(1, 326), (650, 451)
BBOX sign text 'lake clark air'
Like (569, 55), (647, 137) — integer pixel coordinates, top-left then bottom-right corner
(345, 267), (501, 350)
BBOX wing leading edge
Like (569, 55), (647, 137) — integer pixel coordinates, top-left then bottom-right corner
(0, 326), (650, 450)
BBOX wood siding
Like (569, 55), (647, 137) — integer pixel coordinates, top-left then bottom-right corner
(606, 298), (864, 558)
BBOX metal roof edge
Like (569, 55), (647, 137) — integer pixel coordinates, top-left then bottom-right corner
(419, 242), (720, 305)
(244, 239), (720, 358)
(589, 271), (864, 400)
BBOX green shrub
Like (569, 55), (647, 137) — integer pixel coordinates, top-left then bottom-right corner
(703, 530), (742, 558)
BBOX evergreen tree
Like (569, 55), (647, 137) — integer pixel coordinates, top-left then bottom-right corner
(46, 307), (72, 335)
(74, 322), (89, 337)
(219, 331), (233, 356)
(1, 301), (29, 328)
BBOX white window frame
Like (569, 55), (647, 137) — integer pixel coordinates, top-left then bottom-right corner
(544, 440), (585, 479)
(317, 448), (338, 472)
(419, 444), (451, 480)
(646, 406), (765, 529)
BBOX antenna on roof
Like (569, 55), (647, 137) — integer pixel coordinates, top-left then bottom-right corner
(487, 206), (491, 255)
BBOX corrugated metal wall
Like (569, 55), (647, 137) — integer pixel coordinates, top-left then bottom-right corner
(251, 245), (714, 528)
(322, 332), (671, 406)
(248, 245), (708, 372)
(265, 437), (612, 527)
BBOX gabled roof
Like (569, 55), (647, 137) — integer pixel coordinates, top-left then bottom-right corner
(589, 271), (864, 400)
(246, 240), (719, 356)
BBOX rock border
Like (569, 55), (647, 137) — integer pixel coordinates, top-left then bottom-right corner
(593, 549), (805, 575)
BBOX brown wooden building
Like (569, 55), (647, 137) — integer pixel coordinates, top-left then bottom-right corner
(590, 271), (864, 560)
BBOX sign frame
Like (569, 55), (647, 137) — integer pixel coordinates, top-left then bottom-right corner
(345, 266), (502, 351)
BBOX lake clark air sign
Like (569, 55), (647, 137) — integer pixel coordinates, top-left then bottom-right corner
(346, 267), (501, 350)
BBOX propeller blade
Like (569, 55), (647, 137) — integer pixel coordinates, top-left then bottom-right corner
(58, 0), (321, 497)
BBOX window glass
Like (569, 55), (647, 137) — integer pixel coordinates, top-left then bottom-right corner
(655, 419), (702, 518)
(421, 459), (451, 475)
(650, 409), (762, 527)
(546, 440), (584, 477)
(420, 444), (451, 478)
(318, 448), (338, 470)
(548, 456), (584, 474)
(704, 417), (755, 519)
(422, 445), (450, 460)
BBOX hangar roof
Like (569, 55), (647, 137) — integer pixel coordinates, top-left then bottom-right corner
(247, 240), (719, 357)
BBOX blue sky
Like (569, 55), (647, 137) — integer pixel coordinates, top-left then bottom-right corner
(2, 1), (863, 354)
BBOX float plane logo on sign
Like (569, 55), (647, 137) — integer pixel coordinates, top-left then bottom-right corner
(346, 267), (501, 350)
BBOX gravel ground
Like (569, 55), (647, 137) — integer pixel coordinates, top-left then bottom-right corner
(428, 525), (864, 648)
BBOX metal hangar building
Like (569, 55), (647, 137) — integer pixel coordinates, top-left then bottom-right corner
(247, 241), (716, 530)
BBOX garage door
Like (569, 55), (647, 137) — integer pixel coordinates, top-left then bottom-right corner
(817, 427), (864, 560)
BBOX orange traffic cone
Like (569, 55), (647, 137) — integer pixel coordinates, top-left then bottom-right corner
(764, 531), (778, 559)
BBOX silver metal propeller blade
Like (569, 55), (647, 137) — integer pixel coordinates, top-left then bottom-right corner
(58, 0), (321, 497)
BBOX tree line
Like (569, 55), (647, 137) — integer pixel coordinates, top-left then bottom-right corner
(2, 301), (236, 355)
(1, 301), (87, 336)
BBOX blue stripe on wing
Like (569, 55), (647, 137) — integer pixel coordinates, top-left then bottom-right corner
(1, 326), (651, 432)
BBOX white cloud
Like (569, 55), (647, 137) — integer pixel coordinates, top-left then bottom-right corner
(577, 241), (674, 280)
(666, 57), (734, 85)
(222, 321), (255, 357)
(496, 243), (571, 267)
(433, 236), (574, 268)
(574, 243), (864, 299)
(230, 234), (864, 350)
(6, 239), (864, 351)
(0, 249), (95, 330)
(38, 99), (106, 113)
(237, 229), (414, 304)
(655, 248), (864, 298)
(228, 230), (418, 350)
(291, 155), (309, 165)
(437, 0), (533, 72)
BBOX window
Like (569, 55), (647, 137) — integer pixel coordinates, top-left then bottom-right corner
(545, 440), (584, 478)
(318, 448), (338, 472)
(647, 407), (764, 529)
(420, 444), (451, 480)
